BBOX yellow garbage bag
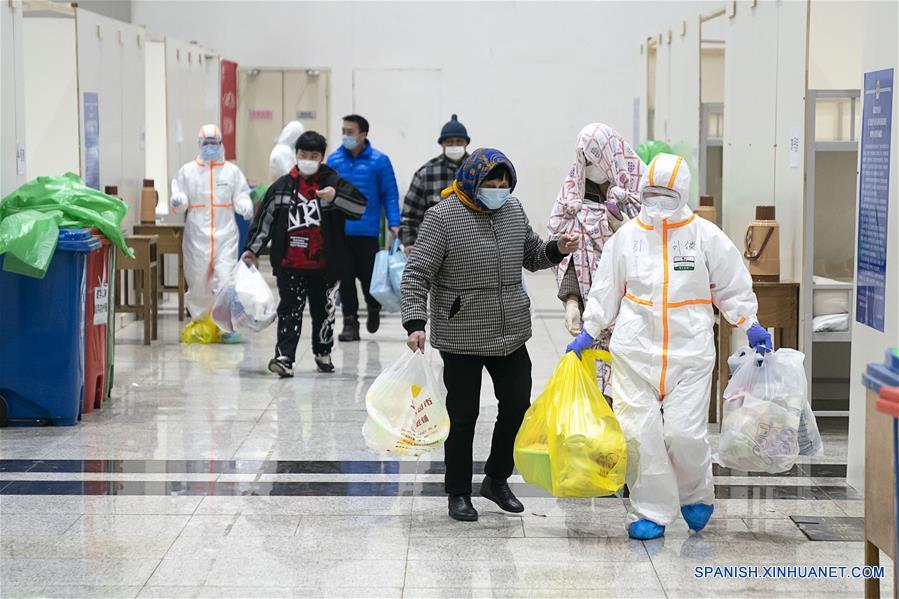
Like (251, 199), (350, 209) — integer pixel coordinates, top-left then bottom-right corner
(180, 314), (222, 344)
(514, 350), (627, 498)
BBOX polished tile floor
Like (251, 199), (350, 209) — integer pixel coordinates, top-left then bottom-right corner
(0, 271), (889, 598)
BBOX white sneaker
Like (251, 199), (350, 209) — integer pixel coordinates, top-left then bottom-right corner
(268, 357), (294, 378)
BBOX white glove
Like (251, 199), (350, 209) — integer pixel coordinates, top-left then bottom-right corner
(235, 197), (254, 220)
(565, 298), (583, 337)
(170, 193), (188, 212)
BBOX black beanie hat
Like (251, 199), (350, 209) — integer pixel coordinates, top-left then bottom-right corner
(438, 114), (470, 144)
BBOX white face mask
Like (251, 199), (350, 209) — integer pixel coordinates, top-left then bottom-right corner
(297, 159), (320, 176)
(641, 188), (682, 219)
(444, 146), (466, 162)
(584, 164), (608, 184)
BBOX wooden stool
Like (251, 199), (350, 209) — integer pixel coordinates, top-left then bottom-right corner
(133, 224), (186, 321)
(116, 235), (159, 345)
(712, 281), (800, 421)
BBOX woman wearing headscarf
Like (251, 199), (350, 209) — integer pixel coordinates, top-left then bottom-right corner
(546, 123), (645, 396)
(402, 148), (579, 522)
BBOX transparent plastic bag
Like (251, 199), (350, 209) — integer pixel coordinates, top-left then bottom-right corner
(514, 350), (627, 498)
(211, 262), (277, 333)
(363, 349), (449, 456)
(718, 347), (822, 473)
(369, 240), (402, 313)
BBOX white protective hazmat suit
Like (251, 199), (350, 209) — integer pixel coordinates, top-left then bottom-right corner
(581, 153), (759, 526)
(171, 124), (253, 319)
(269, 121), (305, 182)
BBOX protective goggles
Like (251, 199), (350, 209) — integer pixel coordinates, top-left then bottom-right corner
(640, 187), (681, 211)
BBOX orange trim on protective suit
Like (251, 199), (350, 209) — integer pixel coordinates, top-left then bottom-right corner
(209, 164), (216, 275)
(636, 218), (654, 230)
(648, 156), (658, 186)
(668, 298), (712, 308)
(725, 316), (748, 327)
(660, 220), (670, 397)
(666, 156), (683, 189)
(625, 293), (654, 307)
(189, 203), (232, 209)
(666, 214), (696, 229)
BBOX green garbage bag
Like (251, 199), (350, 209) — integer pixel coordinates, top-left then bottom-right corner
(250, 183), (268, 204)
(635, 140), (673, 164)
(0, 210), (60, 278)
(0, 173), (133, 278)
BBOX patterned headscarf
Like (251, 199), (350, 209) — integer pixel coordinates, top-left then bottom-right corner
(441, 148), (517, 212)
(547, 123), (646, 300)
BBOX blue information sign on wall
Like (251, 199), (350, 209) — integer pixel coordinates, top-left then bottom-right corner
(83, 92), (100, 190)
(856, 69), (893, 332)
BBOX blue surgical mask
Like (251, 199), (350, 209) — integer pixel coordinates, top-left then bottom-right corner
(342, 135), (359, 151)
(200, 143), (221, 161)
(477, 188), (511, 210)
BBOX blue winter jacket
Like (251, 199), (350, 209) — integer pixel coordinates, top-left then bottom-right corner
(327, 141), (400, 237)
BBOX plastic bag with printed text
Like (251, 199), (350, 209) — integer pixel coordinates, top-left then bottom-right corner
(363, 349), (449, 456)
(514, 350), (627, 498)
(718, 347), (823, 473)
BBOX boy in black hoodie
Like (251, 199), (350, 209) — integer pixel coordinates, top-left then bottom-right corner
(242, 131), (367, 376)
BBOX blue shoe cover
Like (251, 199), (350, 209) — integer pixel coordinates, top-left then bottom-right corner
(220, 331), (242, 344)
(628, 519), (665, 540)
(681, 503), (714, 532)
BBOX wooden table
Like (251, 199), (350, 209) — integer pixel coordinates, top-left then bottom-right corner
(711, 281), (800, 422)
(116, 235), (159, 345)
(132, 224), (185, 321)
(865, 385), (897, 598)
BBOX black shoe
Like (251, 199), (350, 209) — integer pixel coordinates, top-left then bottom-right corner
(338, 317), (360, 342)
(479, 476), (524, 513)
(314, 354), (335, 373)
(448, 494), (478, 522)
(268, 357), (294, 378)
(366, 309), (381, 334)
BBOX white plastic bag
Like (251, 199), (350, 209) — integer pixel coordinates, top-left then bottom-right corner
(363, 349), (449, 456)
(370, 240), (403, 313)
(718, 347), (822, 473)
(211, 262), (277, 333)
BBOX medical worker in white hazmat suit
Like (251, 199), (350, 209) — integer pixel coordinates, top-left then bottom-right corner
(269, 121), (305, 182)
(566, 153), (772, 540)
(170, 125), (253, 333)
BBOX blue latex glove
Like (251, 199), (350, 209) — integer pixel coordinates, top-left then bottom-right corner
(566, 329), (594, 358)
(747, 323), (772, 354)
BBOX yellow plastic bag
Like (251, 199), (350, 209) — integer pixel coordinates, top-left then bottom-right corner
(514, 350), (627, 497)
(180, 314), (222, 344)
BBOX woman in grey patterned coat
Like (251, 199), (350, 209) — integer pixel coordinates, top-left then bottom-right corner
(401, 148), (579, 522)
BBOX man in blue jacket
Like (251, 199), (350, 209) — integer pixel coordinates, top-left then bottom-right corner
(327, 114), (401, 341)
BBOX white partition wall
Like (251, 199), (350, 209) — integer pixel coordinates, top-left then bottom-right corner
(165, 38), (221, 191)
(145, 38), (168, 206)
(666, 18), (701, 206)
(74, 8), (146, 230)
(23, 14), (79, 181)
(846, 0), (899, 493)
(722, 0), (808, 283)
(1, 0), (27, 196)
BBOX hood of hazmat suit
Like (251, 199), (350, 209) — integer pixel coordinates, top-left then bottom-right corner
(580, 152), (759, 527)
(171, 124), (253, 319)
(547, 123), (645, 302)
(269, 121), (305, 182)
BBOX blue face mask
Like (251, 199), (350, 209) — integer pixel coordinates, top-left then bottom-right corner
(200, 143), (221, 161)
(477, 188), (511, 210)
(342, 135), (359, 151)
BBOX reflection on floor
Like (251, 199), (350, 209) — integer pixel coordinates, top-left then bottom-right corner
(0, 271), (889, 598)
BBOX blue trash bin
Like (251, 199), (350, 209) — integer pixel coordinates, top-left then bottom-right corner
(0, 229), (101, 426)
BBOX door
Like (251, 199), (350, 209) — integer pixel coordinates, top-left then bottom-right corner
(236, 69), (330, 186)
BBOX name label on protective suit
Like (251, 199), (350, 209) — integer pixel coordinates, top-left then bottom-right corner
(673, 255), (695, 271)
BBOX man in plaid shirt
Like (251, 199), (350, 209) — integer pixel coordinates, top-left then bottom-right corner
(399, 114), (470, 255)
